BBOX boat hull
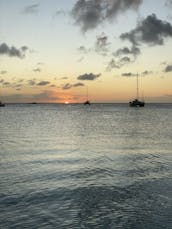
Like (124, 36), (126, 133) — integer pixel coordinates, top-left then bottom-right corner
(129, 99), (145, 107)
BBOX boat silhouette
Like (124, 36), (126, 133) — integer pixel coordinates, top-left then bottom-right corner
(129, 73), (145, 107)
(84, 86), (91, 105)
(0, 101), (5, 107)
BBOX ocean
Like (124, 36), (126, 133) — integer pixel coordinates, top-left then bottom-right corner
(0, 103), (172, 228)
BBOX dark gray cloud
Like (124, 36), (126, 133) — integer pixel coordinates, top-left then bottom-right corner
(37, 81), (50, 86)
(119, 56), (131, 65)
(122, 71), (152, 77)
(121, 72), (136, 77)
(164, 64), (172, 72)
(0, 43), (28, 58)
(113, 45), (140, 57)
(120, 14), (172, 46)
(62, 83), (72, 90)
(77, 72), (101, 80)
(95, 33), (110, 54)
(0, 79), (24, 89)
(72, 0), (143, 32)
(22, 4), (39, 14)
(73, 82), (85, 87)
(62, 82), (85, 90)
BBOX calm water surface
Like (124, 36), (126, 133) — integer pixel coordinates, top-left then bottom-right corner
(0, 104), (172, 228)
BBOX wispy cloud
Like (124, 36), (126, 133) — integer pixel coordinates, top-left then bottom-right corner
(37, 81), (50, 86)
(95, 33), (110, 55)
(28, 79), (36, 86)
(62, 82), (85, 90)
(106, 56), (133, 71)
(0, 71), (7, 75)
(33, 68), (41, 73)
(22, 3), (40, 14)
(55, 10), (65, 17)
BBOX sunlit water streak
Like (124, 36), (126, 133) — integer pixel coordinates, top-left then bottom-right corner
(0, 103), (172, 228)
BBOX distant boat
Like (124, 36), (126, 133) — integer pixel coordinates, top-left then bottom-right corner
(129, 73), (145, 107)
(0, 101), (5, 107)
(84, 100), (91, 105)
(84, 86), (91, 105)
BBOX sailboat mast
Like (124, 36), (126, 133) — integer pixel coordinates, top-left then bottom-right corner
(137, 72), (139, 99)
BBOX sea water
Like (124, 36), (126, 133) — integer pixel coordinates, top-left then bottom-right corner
(0, 103), (172, 228)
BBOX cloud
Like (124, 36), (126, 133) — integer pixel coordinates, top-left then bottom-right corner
(121, 72), (136, 77)
(22, 3), (39, 14)
(164, 64), (172, 72)
(71, 0), (143, 32)
(142, 70), (152, 75)
(113, 45), (140, 57)
(119, 56), (131, 65)
(0, 43), (28, 58)
(120, 14), (172, 46)
(77, 72), (101, 80)
(95, 33), (110, 55)
(62, 83), (72, 90)
(0, 71), (7, 75)
(73, 82), (85, 87)
(37, 81), (50, 86)
(33, 68), (41, 72)
(55, 10), (66, 16)
(77, 57), (85, 62)
(165, 0), (172, 7)
(106, 56), (132, 71)
(77, 45), (89, 54)
(28, 79), (36, 86)
(0, 81), (10, 87)
(62, 82), (85, 90)
(1, 90), (61, 103)
(106, 59), (119, 71)
(122, 71), (152, 77)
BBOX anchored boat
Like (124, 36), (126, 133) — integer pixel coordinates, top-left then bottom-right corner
(129, 73), (145, 107)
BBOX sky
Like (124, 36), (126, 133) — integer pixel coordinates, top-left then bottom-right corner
(0, 0), (172, 103)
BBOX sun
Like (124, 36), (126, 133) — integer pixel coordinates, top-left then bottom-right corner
(65, 101), (69, 104)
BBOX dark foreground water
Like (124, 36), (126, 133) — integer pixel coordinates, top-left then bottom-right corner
(0, 103), (172, 228)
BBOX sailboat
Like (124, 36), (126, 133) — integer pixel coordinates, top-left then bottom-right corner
(84, 86), (91, 105)
(0, 101), (5, 107)
(129, 73), (145, 107)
